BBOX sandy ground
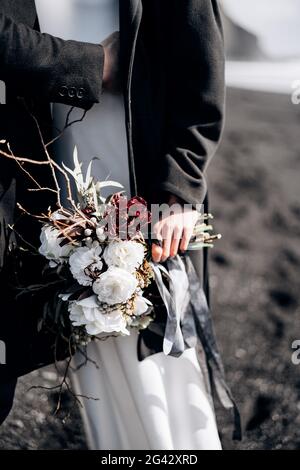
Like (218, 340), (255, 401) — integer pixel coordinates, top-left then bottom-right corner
(1, 88), (300, 450)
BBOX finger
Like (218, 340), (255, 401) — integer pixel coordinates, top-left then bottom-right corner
(151, 225), (163, 263)
(161, 224), (172, 262)
(170, 225), (183, 258)
(152, 243), (163, 263)
(179, 226), (193, 252)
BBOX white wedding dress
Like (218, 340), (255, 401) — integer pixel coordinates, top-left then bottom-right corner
(35, 0), (221, 450)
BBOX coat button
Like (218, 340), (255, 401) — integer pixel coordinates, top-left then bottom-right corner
(58, 85), (68, 97)
(77, 88), (85, 99)
(68, 87), (76, 98)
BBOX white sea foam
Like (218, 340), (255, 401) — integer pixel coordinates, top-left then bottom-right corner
(226, 60), (300, 94)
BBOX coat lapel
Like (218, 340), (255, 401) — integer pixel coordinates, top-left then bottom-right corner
(119, 0), (143, 93)
(119, 0), (143, 195)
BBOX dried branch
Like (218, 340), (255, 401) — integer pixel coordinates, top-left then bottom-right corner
(0, 147), (49, 165)
(45, 107), (87, 148)
(16, 202), (48, 220)
(29, 112), (64, 208)
(72, 346), (100, 371)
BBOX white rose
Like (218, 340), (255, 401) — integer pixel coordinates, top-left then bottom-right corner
(69, 245), (103, 286)
(92, 266), (138, 305)
(68, 295), (129, 336)
(103, 240), (144, 273)
(39, 225), (73, 265)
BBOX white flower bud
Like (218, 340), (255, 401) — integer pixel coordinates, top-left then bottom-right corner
(84, 237), (93, 247)
(96, 227), (107, 242)
(84, 229), (92, 237)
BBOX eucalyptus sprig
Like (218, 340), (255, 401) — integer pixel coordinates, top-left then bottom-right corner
(188, 213), (222, 250)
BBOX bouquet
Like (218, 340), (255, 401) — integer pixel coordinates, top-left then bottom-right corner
(35, 147), (220, 349)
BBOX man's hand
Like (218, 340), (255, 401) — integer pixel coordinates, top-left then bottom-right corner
(151, 195), (199, 263)
(101, 31), (121, 93)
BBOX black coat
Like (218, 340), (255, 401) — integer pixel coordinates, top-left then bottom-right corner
(0, 0), (225, 381)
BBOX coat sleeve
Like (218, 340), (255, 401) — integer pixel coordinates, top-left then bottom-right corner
(159, 0), (225, 207)
(0, 13), (105, 110)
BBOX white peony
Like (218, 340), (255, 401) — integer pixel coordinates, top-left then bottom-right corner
(103, 240), (144, 273)
(69, 245), (103, 286)
(85, 309), (129, 336)
(39, 225), (73, 265)
(134, 295), (152, 316)
(68, 295), (129, 336)
(92, 266), (138, 305)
